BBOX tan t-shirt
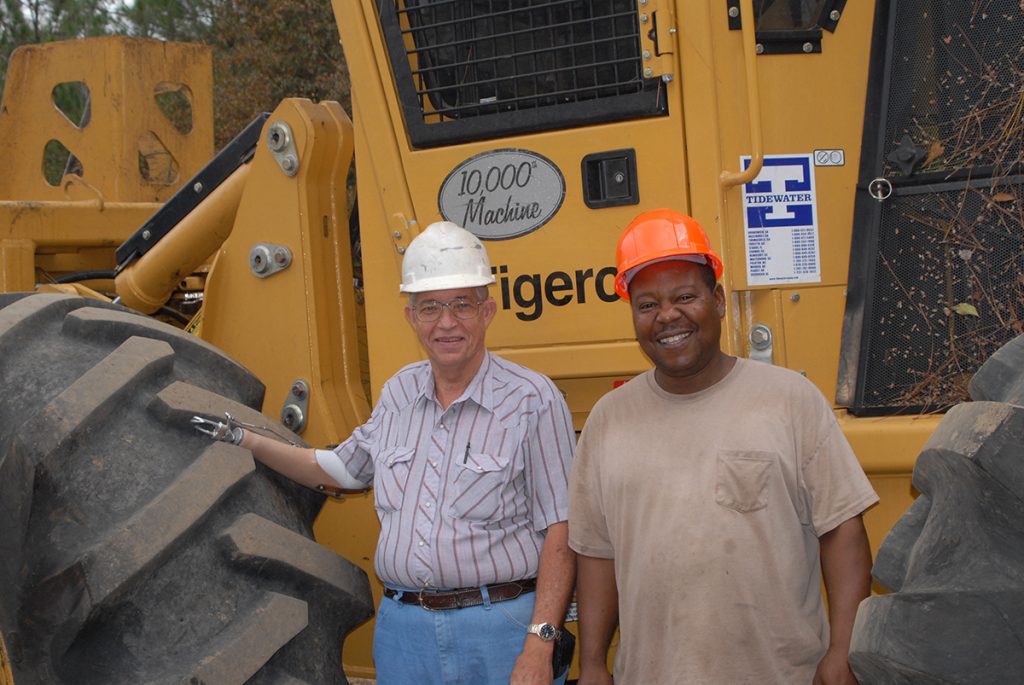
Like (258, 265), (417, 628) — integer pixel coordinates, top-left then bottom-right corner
(569, 358), (878, 684)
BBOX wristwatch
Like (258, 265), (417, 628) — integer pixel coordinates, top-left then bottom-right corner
(527, 622), (560, 641)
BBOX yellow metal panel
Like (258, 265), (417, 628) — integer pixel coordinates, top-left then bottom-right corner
(864, 474), (917, 584)
(0, 37), (212, 203)
(839, 411), (941, 475)
(0, 239), (35, 292)
(201, 98), (368, 442)
(34, 248), (117, 273)
(333, 0), (427, 401)
(708, 2), (876, 291)
(554, 375), (637, 432)
(0, 202), (160, 293)
(780, 285), (847, 401)
(0, 202), (159, 247)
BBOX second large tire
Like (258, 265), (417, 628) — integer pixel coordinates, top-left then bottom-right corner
(849, 334), (1024, 683)
(0, 294), (374, 684)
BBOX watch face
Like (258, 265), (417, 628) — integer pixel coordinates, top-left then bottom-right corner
(538, 623), (556, 640)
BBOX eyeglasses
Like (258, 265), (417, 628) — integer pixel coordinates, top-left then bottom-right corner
(412, 298), (485, 322)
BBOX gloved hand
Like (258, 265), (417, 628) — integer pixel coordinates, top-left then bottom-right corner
(190, 413), (245, 446)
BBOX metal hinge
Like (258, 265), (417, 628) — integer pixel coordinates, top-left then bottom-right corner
(638, 0), (676, 82)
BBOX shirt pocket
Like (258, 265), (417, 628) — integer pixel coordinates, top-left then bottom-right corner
(448, 451), (511, 521)
(715, 450), (776, 513)
(373, 446), (415, 513)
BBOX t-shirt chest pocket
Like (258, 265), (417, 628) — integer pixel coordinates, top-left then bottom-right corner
(448, 451), (511, 521)
(715, 450), (777, 513)
(373, 446), (415, 513)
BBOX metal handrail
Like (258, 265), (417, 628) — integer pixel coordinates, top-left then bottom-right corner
(720, 0), (764, 188)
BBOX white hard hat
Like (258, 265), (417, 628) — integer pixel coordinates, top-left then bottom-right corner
(399, 221), (496, 293)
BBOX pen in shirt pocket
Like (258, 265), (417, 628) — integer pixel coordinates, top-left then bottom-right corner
(464, 441), (470, 464)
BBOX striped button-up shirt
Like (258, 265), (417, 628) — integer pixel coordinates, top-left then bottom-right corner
(318, 352), (574, 590)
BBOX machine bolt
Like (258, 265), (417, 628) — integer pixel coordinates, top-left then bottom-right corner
(397, 246), (406, 254)
(267, 123), (290, 152)
(640, 0), (647, 5)
(802, 42), (814, 53)
(281, 404), (303, 430)
(291, 381), (307, 399)
(644, 67), (654, 77)
(193, 182), (203, 193)
(643, 50), (652, 60)
(142, 229), (152, 240)
(749, 324), (773, 351)
(640, 13), (648, 23)
(829, 9), (841, 21)
(728, 6), (739, 18)
(661, 73), (674, 83)
(790, 293), (801, 302)
(250, 245), (272, 274)
(281, 156), (296, 172)
(393, 231), (403, 239)
(273, 248), (289, 265)
(755, 43), (765, 54)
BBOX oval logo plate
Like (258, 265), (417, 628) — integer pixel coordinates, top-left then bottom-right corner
(438, 149), (565, 240)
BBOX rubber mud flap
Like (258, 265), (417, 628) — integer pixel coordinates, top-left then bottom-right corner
(850, 336), (1024, 683)
(0, 294), (373, 684)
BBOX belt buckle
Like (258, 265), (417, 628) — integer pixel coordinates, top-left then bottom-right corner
(420, 592), (443, 611)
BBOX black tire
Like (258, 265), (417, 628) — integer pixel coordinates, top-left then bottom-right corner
(0, 294), (374, 684)
(850, 334), (1024, 683)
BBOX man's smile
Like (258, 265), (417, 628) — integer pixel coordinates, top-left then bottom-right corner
(656, 330), (693, 348)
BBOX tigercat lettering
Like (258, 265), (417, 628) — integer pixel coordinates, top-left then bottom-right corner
(492, 264), (618, 321)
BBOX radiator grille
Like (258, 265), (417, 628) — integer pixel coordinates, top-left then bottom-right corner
(381, 0), (666, 146)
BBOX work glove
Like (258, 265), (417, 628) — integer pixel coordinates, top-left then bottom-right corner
(190, 413), (245, 446)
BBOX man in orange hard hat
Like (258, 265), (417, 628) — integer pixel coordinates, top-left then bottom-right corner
(568, 209), (877, 684)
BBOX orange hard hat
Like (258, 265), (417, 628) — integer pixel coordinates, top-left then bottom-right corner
(614, 208), (724, 300)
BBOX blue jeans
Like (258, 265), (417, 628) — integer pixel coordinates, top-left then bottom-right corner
(373, 590), (569, 685)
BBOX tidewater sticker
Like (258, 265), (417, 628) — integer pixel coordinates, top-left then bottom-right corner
(741, 154), (821, 286)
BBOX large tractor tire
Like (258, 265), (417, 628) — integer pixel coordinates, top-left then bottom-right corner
(0, 294), (374, 684)
(849, 334), (1024, 682)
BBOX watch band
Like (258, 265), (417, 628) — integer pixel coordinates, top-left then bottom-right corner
(527, 622), (560, 641)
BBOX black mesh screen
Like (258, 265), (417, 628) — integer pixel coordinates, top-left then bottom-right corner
(861, 180), (1024, 410)
(883, 2), (1024, 177)
(845, 0), (1024, 413)
(380, 0), (667, 146)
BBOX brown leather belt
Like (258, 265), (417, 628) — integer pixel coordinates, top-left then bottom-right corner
(383, 578), (537, 611)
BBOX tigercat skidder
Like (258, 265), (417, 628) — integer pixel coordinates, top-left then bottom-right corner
(1, 0), (1023, 682)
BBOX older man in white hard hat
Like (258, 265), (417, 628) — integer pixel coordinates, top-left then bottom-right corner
(194, 222), (575, 685)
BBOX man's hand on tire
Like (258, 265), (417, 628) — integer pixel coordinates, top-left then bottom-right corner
(190, 413), (244, 445)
